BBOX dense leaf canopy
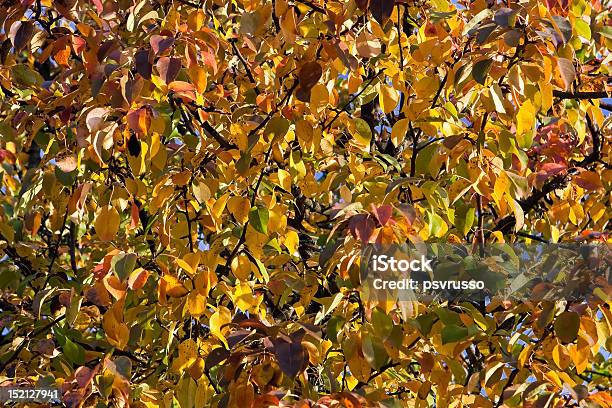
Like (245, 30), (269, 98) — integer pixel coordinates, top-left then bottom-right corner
(0, 0), (611, 407)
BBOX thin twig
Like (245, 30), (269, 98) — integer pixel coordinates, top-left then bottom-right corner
(323, 70), (385, 131)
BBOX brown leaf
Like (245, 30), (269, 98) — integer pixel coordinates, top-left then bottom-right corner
(356, 30), (381, 58)
(355, 0), (370, 11)
(97, 39), (118, 62)
(156, 56), (182, 84)
(9, 20), (34, 52)
(557, 57), (576, 91)
(370, 0), (395, 25)
(299, 61), (323, 90)
(86, 107), (109, 133)
(554, 311), (580, 343)
(55, 152), (78, 173)
(120, 75), (143, 105)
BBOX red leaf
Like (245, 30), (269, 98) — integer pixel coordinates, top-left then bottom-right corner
(0, 149), (16, 164)
(574, 171), (603, 191)
(349, 214), (377, 242)
(535, 162), (566, 188)
(72, 36), (87, 55)
(130, 202), (140, 230)
(168, 81), (196, 102)
(91, 0), (103, 14)
(201, 48), (218, 74)
(128, 269), (150, 290)
(371, 204), (393, 226)
(75, 366), (97, 388)
(126, 107), (151, 135)
(156, 56), (181, 84)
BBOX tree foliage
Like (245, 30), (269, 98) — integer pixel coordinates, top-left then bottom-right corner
(0, 0), (611, 407)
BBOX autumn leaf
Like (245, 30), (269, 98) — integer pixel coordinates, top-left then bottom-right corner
(0, 0), (610, 406)
(94, 205), (120, 242)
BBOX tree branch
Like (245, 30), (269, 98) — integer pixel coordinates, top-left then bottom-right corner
(0, 314), (66, 373)
(552, 90), (610, 100)
(323, 70), (385, 131)
(229, 39), (261, 95)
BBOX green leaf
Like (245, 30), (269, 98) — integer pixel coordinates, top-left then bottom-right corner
(248, 206), (269, 234)
(371, 307), (393, 340)
(362, 330), (388, 370)
(473, 59), (493, 85)
(441, 324), (469, 344)
(111, 252), (138, 281)
(412, 313), (436, 336)
(10, 64), (43, 87)
(573, 18), (591, 40)
(326, 315), (345, 343)
(353, 118), (372, 145)
(63, 338), (85, 365)
(264, 116), (290, 143)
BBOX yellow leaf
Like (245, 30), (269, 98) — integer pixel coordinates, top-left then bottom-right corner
(280, 7), (297, 43)
(568, 337), (590, 374)
(233, 282), (261, 312)
(390, 118), (409, 147)
(490, 84), (506, 114)
(162, 275), (189, 298)
(379, 84), (399, 114)
(210, 192), (230, 228)
(552, 343), (570, 370)
(231, 254), (251, 281)
(516, 99), (535, 148)
(278, 168), (291, 190)
(227, 196), (251, 224)
(493, 171), (509, 208)
(176, 259), (196, 276)
(172, 339), (199, 373)
(194, 270), (217, 297)
(102, 298), (129, 350)
(289, 151), (306, 181)
(540, 81), (553, 112)
(283, 230), (299, 255)
(309, 83), (329, 113)
(186, 291), (207, 317)
(508, 195), (524, 232)
(518, 344), (532, 368)
(209, 306), (231, 348)
(95, 205), (120, 241)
